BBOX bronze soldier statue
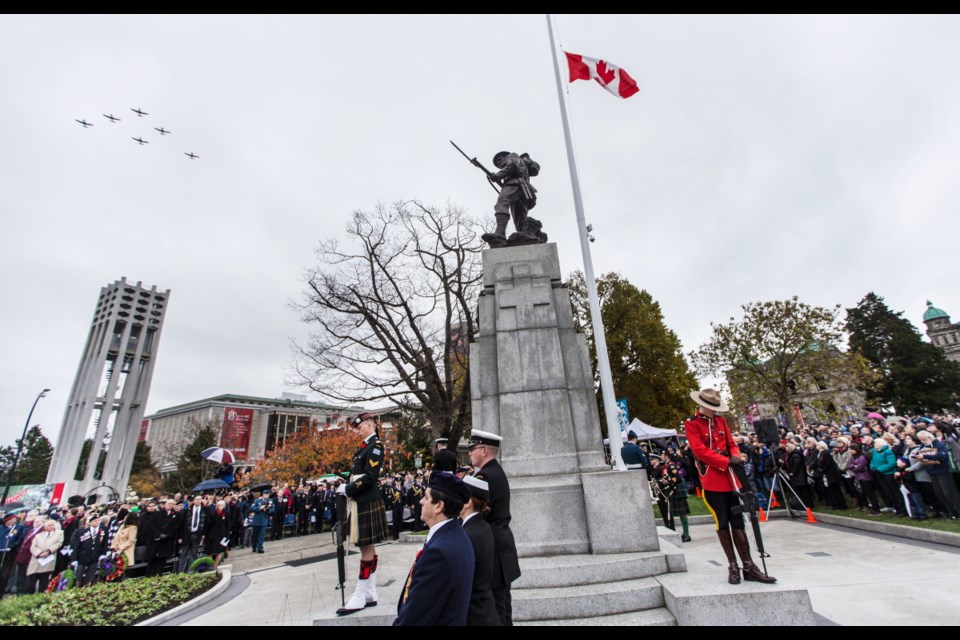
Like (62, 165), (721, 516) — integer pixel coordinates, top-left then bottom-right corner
(451, 142), (548, 249)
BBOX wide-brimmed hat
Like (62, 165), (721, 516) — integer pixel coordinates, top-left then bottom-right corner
(690, 388), (729, 413)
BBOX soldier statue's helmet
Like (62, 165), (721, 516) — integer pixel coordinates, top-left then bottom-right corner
(492, 151), (511, 167)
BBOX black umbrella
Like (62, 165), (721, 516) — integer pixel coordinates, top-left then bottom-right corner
(249, 482), (272, 493)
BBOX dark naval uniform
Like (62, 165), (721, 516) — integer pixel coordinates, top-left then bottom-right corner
(474, 459), (520, 626)
(345, 432), (388, 547)
(621, 441), (649, 470)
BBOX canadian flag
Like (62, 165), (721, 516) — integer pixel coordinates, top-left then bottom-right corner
(564, 52), (639, 99)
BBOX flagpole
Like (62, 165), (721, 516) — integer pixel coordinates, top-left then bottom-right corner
(546, 14), (625, 471)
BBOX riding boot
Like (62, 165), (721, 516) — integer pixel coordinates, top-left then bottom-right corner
(717, 529), (740, 584)
(732, 529), (777, 583)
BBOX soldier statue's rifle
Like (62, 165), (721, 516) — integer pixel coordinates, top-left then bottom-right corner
(450, 140), (500, 193)
(728, 465), (771, 578)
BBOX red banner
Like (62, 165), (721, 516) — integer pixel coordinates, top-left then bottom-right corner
(138, 419), (150, 442)
(221, 407), (254, 455)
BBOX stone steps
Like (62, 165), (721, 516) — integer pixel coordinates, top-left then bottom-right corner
(518, 606), (677, 626)
(515, 551), (670, 588)
(513, 576), (664, 622)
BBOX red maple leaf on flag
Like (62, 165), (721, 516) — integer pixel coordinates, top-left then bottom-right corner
(595, 60), (616, 86)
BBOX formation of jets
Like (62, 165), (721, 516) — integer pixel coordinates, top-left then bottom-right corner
(75, 107), (198, 159)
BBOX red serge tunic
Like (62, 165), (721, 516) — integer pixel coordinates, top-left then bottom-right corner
(684, 413), (741, 492)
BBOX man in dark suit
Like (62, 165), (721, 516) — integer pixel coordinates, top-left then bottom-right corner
(178, 495), (207, 573)
(433, 438), (458, 473)
(394, 472), (474, 626)
(146, 500), (180, 577)
(71, 515), (107, 587)
(460, 475), (502, 626)
(469, 430), (521, 626)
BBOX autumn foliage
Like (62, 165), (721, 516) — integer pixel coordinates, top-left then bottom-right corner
(248, 427), (373, 485)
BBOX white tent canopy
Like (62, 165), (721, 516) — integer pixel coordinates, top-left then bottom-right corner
(626, 418), (679, 440)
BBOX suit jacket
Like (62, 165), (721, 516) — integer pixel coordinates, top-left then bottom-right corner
(345, 433), (386, 504)
(394, 519), (475, 626)
(181, 505), (209, 538)
(71, 526), (107, 565)
(462, 514), (501, 626)
(474, 459), (521, 587)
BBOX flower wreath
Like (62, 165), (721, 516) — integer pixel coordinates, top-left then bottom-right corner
(46, 568), (75, 593)
(99, 552), (126, 582)
(187, 556), (217, 574)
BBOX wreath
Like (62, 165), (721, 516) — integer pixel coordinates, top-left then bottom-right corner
(99, 552), (126, 582)
(46, 568), (75, 593)
(188, 556), (217, 574)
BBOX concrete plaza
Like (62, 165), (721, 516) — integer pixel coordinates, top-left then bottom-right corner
(161, 516), (960, 626)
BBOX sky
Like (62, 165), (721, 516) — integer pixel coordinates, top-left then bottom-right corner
(3, 14), (960, 448)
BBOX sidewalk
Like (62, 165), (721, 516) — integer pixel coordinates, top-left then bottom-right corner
(166, 519), (960, 626)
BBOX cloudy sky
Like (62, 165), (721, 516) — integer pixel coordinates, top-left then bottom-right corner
(3, 14), (959, 448)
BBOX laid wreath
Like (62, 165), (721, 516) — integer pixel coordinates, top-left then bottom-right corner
(99, 552), (126, 582)
(187, 556), (217, 574)
(46, 568), (75, 593)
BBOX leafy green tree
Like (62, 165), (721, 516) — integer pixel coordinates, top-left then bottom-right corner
(692, 296), (875, 430)
(165, 424), (218, 494)
(568, 271), (698, 431)
(392, 403), (435, 470)
(130, 441), (155, 475)
(11, 426), (54, 484)
(74, 438), (107, 482)
(846, 292), (960, 413)
(0, 427), (54, 486)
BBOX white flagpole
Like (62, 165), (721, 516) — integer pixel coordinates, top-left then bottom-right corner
(546, 14), (625, 471)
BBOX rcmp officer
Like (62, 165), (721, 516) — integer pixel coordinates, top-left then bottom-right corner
(685, 388), (775, 585)
(337, 412), (389, 616)
(433, 437), (459, 473)
(621, 430), (649, 470)
(469, 430), (521, 626)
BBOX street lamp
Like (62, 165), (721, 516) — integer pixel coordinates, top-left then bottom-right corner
(1, 388), (50, 507)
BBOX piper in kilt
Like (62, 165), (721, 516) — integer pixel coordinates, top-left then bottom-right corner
(337, 412), (389, 616)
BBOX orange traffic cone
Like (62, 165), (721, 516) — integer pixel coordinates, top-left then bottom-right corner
(695, 487), (702, 498)
(806, 507), (818, 523)
(770, 494), (781, 508)
(759, 507), (768, 522)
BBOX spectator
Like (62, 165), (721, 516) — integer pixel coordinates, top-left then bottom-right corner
(917, 430), (960, 519)
(26, 519), (62, 593)
(816, 441), (847, 510)
(785, 443), (814, 510)
(71, 514), (107, 587)
(14, 512), (42, 595)
(204, 501), (230, 568)
(871, 437), (903, 516)
(110, 512), (138, 577)
(895, 457), (928, 520)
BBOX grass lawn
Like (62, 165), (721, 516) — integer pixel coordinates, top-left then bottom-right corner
(811, 506), (960, 534)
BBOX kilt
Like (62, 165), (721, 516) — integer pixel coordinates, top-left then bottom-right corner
(667, 494), (690, 517)
(348, 498), (388, 547)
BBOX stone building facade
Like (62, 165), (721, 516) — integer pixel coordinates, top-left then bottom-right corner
(922, 301), (960, 364)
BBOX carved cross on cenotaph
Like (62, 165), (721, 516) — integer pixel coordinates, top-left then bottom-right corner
(495, 266), (555, 331)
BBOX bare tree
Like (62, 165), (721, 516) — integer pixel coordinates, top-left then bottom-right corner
(291, 201), (483, 447)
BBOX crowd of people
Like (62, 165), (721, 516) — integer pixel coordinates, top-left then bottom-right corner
(629, 410), (960, 527)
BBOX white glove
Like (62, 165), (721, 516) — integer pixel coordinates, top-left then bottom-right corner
(336, 483), (347, 495)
